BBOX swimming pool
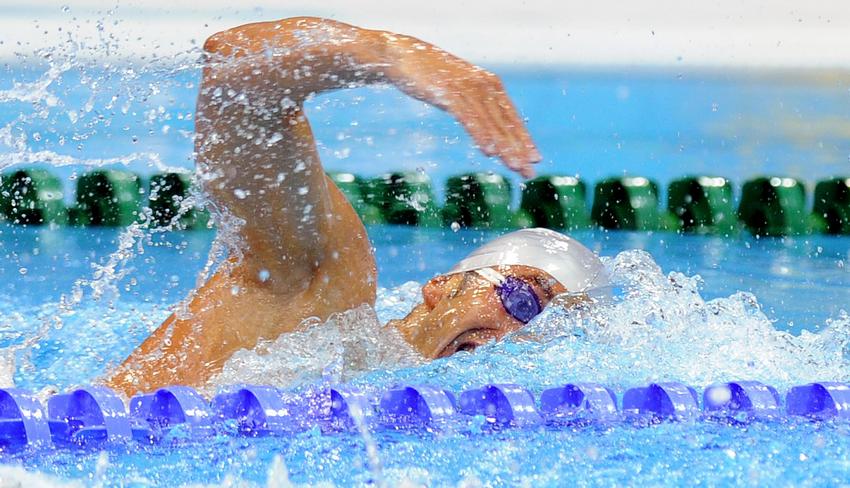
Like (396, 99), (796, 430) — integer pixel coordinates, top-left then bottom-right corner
(2, 44), (850, 485)
(1, 224), (849, 486)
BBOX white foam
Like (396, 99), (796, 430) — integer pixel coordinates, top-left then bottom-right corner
(208, 303), (422, 392)
(0, 465), (83, 488)
(0, 354), (13, 389)
(209, 249), (850, 393)
(487, 249), (850, 389)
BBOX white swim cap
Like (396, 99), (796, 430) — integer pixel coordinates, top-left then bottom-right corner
(448, 228), (607, 292)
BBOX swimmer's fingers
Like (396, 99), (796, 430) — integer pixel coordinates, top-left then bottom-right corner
(449, 73), (542, 177)
(480, 76), (542, 176)
(384, 39), (541, 175)
(455, 100), (532, 177)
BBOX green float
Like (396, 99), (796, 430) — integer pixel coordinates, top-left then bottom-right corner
(591, 176), (667, 230)
(365, 172), (440, 226)
(443, 173), (514, 228)
(519, 175), (590, 230)
(738, 177), (808, 236)
(148, 173), (210, 230)
(0, 168), (67, 225)
(668, 176), (737, 234)
(327, 172), (384, 225)
(812, 177), (850, 235)
(71, 169), (142, 227)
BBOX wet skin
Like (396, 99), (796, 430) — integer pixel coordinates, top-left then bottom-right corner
(104, 17), (542, 397)
(391, 265), (568, 358)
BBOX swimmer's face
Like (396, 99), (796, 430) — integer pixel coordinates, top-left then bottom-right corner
(391, 265), (568, 359)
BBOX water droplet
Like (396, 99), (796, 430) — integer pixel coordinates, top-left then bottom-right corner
(234, 189), (248, 199)
(258, 269), (270, 282)
(450, 221), (461, 232)
(18, 267), (27, 275)
(267, 132), (283, 145)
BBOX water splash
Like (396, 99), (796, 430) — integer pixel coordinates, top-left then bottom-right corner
(208, 303), (422, 392)
(212, 250), (850, 394)
(0, 464), (83, 487)
(0, 17), (234, 387)
(0, 60), (69, 107)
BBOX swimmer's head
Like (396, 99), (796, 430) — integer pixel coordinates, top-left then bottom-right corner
(391, 228), (607, 358)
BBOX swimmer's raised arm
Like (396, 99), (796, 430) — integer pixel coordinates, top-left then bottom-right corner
(201, 17), (541, 175)
(196, 16), (542, 289)
(105, 18), (542, 396)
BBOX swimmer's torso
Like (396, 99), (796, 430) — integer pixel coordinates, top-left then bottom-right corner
(106, 178), (375, 393)
(105, 17), (541, 396)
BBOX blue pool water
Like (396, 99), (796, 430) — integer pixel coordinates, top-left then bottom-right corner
(2, 44), (850, 486)
(0, 225), (849, 485)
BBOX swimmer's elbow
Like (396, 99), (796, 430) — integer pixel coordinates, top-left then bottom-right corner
(203, 32), (232, 57)
(203, 17), (352, 57)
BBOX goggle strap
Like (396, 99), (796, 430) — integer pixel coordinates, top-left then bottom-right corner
(473, 268), (506, 286)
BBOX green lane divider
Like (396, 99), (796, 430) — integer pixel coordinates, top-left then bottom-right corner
(668, 176), (737, 235)
(812, 177), (850, 235)
(365, 172), (441, 226)
(148, 173), (210, 230)
(591, 177), (671, 231)
(443, 172), (514, 228)
(70, 170), (143, 227)
(519, 175), (590, 230)
(738, 177), (809, 236)
(327, 172), (384, 225)
(6, 167), (850, 236)
(0, 169), (67, 225)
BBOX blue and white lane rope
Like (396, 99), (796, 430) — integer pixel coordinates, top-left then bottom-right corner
(1, 381), (849, 449)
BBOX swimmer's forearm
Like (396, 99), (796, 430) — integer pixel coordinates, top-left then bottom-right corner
(200, 17), (468, 104)
(204, 17), (541, 176)
(201, 17), (397, 101)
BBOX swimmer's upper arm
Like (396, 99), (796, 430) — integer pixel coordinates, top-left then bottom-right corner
(199, 17), (397, 106)
(202, 16), (541, 176)
(195, 19), (367, 291)
(195, 16), (540, 288)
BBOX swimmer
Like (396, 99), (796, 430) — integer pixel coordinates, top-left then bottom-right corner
(104, 17), (605, 396)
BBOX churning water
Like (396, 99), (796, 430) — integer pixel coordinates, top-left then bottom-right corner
(2, 11), (850, 487)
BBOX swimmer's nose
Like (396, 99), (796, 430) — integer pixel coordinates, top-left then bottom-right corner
(418, 281), (506, 358)
(421, 273), (464, 310)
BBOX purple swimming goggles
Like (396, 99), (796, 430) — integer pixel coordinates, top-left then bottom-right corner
(474, 268), (543, 324)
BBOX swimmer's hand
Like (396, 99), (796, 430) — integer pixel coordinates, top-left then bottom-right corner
(383, 38), (543, 177)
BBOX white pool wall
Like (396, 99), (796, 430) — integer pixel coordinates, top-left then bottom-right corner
(1, 0), (850, 69)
